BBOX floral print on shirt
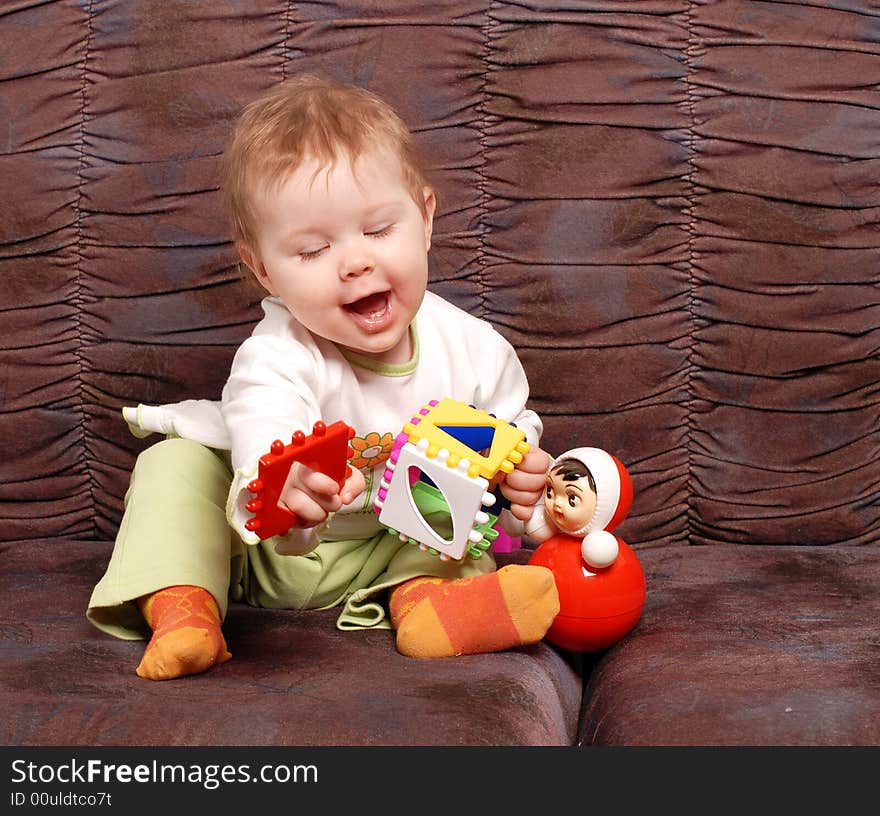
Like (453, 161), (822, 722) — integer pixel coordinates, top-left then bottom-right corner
(349, 431), (395, 471)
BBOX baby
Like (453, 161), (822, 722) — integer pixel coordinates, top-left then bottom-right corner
(87, 74), (559, 680)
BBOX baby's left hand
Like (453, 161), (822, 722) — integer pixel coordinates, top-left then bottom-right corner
(498, 447), (551, 521)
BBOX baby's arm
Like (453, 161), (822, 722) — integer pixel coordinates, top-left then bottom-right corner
(221, 329), (355, 551)
(472, 323), (548, 522)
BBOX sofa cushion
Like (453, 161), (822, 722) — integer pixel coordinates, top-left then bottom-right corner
(0, 541), (582, 746)
(579, 545), (880, 745)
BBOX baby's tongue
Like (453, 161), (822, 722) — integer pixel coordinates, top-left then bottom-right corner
(348, 292), (387, 316)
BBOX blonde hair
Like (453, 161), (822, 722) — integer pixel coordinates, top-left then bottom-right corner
(222, 74), (429, 252)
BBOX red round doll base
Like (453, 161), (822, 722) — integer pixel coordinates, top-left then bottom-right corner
(528, 532), (646, 652)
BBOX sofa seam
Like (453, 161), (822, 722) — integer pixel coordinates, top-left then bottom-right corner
(472, 2), (496, 321)
(282, 0), (293, 79)
(681, 0), (700, 549)
(73, 0), (97, 539)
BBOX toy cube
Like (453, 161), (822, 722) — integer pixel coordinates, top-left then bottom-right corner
(373, 399), (529, 561)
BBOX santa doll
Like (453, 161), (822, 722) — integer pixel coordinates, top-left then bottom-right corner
(505, 447), (646, 652)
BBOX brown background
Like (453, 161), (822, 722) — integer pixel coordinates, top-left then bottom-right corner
(1, 1), (877, 746)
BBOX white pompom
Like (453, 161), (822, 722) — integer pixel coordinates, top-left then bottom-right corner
(581, 531), (619, 568)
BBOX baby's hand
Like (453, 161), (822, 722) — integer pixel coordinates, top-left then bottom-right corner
(280, 462), (366, 528)
(498, 447), (551, 522)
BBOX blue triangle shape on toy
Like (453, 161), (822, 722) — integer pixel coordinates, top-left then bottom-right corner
(436, 424), (495, 454)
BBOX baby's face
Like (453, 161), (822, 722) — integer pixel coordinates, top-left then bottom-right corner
(245, 149), (435, 365)
(544, 470), (598, 534)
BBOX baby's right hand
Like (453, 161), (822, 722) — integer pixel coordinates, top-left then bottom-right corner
(280, 461), (366, 527)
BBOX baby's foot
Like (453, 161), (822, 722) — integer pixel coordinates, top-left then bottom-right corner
(136, 586), (231, 681)
(390, 564), (559, 658)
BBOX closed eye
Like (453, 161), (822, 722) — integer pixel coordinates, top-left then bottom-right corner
(365, 224), (394, 238)
(299, 246), (328, 261)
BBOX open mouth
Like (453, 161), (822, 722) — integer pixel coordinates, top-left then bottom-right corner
(343, 291), (393, 331)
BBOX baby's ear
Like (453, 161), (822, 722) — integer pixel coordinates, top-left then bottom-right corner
(422, 187), (436, 249)
(237, 243), (275, 295)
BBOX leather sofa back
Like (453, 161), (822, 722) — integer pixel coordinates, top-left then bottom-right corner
(3, 2), (877, 548)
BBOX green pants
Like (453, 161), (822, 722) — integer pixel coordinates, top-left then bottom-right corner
(87, 438), (495, 641)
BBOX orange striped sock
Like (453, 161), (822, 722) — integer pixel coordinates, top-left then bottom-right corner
(389, 564), (560, 659)
(135, 585), (231, 681)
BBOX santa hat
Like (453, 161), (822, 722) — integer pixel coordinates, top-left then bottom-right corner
(553, 447), (633, 568)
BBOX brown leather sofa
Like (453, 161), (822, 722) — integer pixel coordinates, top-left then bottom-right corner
(2, 1), (877, 746)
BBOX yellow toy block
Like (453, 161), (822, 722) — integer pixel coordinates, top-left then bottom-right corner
(402, 398), (530, 480)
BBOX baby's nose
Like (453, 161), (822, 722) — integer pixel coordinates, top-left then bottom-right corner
(341, 244), (375, 279)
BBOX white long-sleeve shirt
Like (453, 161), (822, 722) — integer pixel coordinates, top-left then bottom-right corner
(124, 291), (542, 552)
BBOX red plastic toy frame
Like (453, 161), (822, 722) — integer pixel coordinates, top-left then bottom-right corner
(245, 420), (356, 539)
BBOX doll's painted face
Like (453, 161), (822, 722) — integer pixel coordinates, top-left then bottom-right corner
(544, 459), (598, 534)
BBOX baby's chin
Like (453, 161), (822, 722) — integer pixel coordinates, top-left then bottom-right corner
(341, 327), (412, 365)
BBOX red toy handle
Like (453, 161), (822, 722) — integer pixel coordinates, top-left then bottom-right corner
(244, 420), (356, 540)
